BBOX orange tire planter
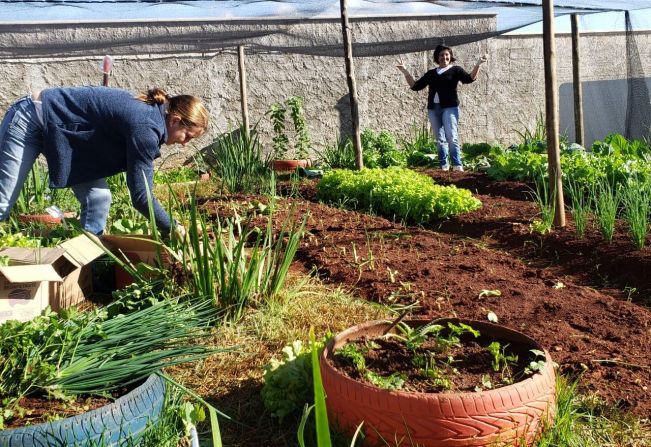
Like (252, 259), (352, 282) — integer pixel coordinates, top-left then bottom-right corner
(320, 318), (556, 447)
(17, 211), (76, 225)
(271, 159), (311, 172)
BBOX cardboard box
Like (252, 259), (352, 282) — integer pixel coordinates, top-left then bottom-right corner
(0, 264), (62, 323)
(0, 235), (106, 320)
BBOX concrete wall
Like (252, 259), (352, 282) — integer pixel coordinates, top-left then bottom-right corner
(0, 18), (649, 168)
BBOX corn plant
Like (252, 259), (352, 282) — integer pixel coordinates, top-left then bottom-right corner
(619, 179), (651, 249)
(207, 122), (271, 194)
(592, 177), (620, 243)
(564, 175), (590, 238)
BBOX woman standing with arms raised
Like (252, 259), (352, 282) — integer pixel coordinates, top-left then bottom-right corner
(398, 45), (487, 171)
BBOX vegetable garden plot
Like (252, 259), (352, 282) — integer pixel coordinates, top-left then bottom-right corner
(202, 180), (651, 418)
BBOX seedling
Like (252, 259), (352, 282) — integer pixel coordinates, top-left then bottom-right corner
(487, 341), (519, 383)
(365, 371), (406, 390)
(523, 349), (547, 376)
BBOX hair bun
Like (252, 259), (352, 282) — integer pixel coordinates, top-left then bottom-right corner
(148, 87), (169, 105)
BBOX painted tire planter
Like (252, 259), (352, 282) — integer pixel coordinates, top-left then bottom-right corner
(271, 159), (311, 172)
(320, 318), (556, 447)
(17, 211), (76, 225)
(0, 375), (166, 447)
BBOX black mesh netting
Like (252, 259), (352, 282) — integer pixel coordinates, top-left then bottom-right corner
(0, 0), (649, 139)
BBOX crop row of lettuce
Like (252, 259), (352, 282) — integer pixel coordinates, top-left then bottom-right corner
(316, 168), (481, 224)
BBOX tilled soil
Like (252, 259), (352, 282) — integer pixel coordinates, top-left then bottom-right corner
(204, 170), (651, 417)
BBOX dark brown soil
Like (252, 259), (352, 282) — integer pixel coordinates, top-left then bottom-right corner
(202, 170), (651, 417)
(331, 330), (536, 393)
(4, 395), (113, 429)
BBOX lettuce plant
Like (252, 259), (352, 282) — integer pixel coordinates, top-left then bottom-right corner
(317, 168), (481, 224)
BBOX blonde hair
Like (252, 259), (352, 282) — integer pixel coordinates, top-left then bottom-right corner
(137, 87), (209, 132)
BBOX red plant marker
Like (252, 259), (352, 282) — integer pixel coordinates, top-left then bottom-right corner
(102, 55), (113, 86)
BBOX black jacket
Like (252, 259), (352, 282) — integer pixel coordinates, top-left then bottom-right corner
(411, 65), (474, 109)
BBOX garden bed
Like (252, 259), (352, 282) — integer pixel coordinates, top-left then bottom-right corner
(201, 171), (651, 417)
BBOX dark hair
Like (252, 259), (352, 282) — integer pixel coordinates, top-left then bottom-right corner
(136, 87), (209, 131)
(433, 45), (456, 64)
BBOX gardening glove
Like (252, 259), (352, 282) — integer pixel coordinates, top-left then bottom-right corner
(476, 54), (488, 65)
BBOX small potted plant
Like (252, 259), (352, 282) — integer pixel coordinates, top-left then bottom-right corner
(268, 96), (312, 172)
(14, 164), (77, 226)
(320, 317), (556, 447)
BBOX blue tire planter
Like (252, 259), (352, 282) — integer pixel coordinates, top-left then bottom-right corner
(0, 375), (166, 447)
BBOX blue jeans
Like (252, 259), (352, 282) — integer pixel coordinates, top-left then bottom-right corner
(0, 96), (111, 234)
(428, 105), (462, 168)
(0, 96), (44, 220)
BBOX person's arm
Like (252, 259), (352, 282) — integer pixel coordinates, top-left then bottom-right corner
(396, 62), (416, 88)
(469, 54), (488, 80)
(125, 131), (173, 234)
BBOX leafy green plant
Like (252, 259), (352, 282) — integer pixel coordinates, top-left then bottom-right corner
(360, 129), (406, 168)
(109, 217), (149, 235)
(316, 168), (481, 224)
(207, 122), (271, 194)
(153, 166), (200, 184)
(486, 341), (518, 383)
(335, 343), (367, 371)
(401, 122), (438, 168)
(262, 338), (325, 422)
(268, 96), (311, 160)
(286, 96), (311, 160)
(269, 102), (289, 159)
(316, 137), (356, 169)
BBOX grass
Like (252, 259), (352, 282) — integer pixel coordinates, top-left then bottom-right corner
(537, 376), (651, 447)
(169, 272), (388, 446)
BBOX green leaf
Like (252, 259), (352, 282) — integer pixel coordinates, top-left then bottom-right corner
(310, 327), (332, 447)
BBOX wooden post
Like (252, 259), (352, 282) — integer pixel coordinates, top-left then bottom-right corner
(542, 0), (565, 227)
(340, 0), (363, 170)
(237, 45), (250, 137)
(571, 14), (584, 146)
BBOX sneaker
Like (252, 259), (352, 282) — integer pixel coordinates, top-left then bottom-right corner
(452, 165), (464, 172)
(440, 165), (450, 171)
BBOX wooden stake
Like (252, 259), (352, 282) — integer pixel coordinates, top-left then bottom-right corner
(571, 14), (584, 146)
(542, 0), (565, 227)
(238, 45), (250, 138)
(340, 0), (363, 170)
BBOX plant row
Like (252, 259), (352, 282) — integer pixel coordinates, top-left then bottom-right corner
(316, 168), (482, 224)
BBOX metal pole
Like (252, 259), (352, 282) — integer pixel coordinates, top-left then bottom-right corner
(543, 0), (565, 227)
(238, 45), (250, 138)
(340, 0), (363, 170)
(571, 14), (584, 146)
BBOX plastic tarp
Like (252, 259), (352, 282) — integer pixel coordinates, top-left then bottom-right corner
(2, 1), (651, 28)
